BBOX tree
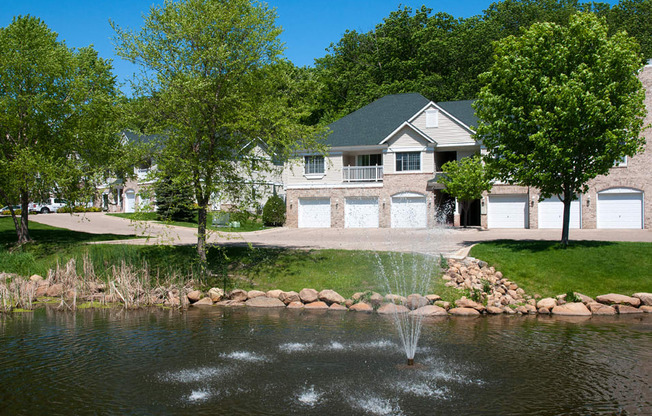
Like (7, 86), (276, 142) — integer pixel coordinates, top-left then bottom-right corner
(262, 194), (285, 226)
(475, 13), (646, 245)
(0, 16), (122, 244)
(112, 0), (323, 263)
(440, 156), (493, 227)
(154, 174), (194, 222)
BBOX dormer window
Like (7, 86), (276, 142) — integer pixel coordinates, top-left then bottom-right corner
(426, 109), (439, 128)
(305, 155), (325, 174)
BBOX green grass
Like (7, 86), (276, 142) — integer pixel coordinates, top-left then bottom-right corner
(469, 240), (652, 298)
(107, 212), (271, 232)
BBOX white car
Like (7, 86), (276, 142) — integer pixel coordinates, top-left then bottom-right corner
(28, 198), (68, 214)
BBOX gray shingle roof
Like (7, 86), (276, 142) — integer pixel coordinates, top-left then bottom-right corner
(326, 94), (477, 147)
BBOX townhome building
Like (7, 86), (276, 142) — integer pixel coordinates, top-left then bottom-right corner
(284, 64), (652, 230)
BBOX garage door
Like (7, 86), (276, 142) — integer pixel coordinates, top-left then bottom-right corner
(488, 194), (527, 228)
(597, 189), (643, 229)
(391, 193), (427, 228)
(538, 196), (581, 229)
(298, 198), (331, 228)
(125, 190), (136, 213)
(345, 197), (379, 228)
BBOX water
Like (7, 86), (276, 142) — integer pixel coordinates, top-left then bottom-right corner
(1, 307), (651, 415)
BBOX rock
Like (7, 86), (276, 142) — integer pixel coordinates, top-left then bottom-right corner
(279, 291), (300, 305)
(329, 303), (348, 311)
(165, 296), (180, 307)
(515, 305), (528, 314)
(537, 298), (557, 309)
(35, 280), (49, 297)
(349, 302), (373, 313)
(319, 289), (345, 305)
(575, 293), (595, 304)
(509, 283), (518, 291)
(486, 306), (504, 314)
(229, 289), (248, 302)
(455, 297), (481, 310)
(406, 294), (428, 310)
(596, 294), (641, 307)
(187, 290), (202, 303)
(632, 293), (652, 306)
(503, 306), (516, 314)
(615, 304), (643, 314)
(215, 300), (246, 307)
(538, 307), (550, 315)
(526, 299), (536, 307)
(286, 301), (304, 309)
(246, 297), (285, 308)
(266, 289), (283, 299)
(208, 288), (224, 302)
(434, 301), (450, 310)
(377, 303), (410, 315)
(304, 301), (329, 310)
(425, 294), (441, 303)
(587, 302), (616, 315)
(449, 307), (480, 316)
(385, 294), (406, 305)
(299, 288), (319, 303)
(551, 302), (591, 316)
(351, 292), (365, 302)
(525, 304), (537, 314)
(344, 299), (354, 308)
(369, 292), (384, 307)
(46, 283), (63, 297)
(247, 290), (266, 299)
(409, 305), (448, 316)
(640, 306), (652, 313)
(29, 274), (43, 282)
(192, 297), (213, 306)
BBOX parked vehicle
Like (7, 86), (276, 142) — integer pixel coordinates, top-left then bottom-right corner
(0, 205), (22, 214)
(28, 198), (68, 214)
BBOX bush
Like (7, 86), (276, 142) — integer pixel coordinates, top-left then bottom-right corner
(1, 209), (21, 216)
(262, 195), (285, 226)
(56, 206), (101, 213)
(154, 176), (194, 222)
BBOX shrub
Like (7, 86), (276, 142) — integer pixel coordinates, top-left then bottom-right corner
(56, 206), (101, 213)
(154, 175), (194, 222)
(1, 209), (21, 216)
(262, 195), (285, 226)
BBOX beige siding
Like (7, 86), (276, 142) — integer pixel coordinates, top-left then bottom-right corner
(284, 154), (344, 186)
(384, 127), (434, 174)
(412, 105), (475, 146)
(386, 126), (428, 149)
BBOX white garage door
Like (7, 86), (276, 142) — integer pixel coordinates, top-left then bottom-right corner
(597, 189), (643, 229)
(538, 196), (581, 229)
(298, 198), (331, 228)
(125, 190), (136, 213)
(345, 197), (379, 228)
(488, 194), (527, 228)
(391, 194), (427, 228)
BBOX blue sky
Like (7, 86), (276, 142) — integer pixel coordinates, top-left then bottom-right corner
(0, 0), (602, 94)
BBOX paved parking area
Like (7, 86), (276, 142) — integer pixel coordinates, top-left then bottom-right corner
(30, 212), (652, 257)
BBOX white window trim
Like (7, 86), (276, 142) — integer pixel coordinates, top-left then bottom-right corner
(614, 156), (628, 167)
(426, 109), (439, 128)
(304, 155), (326, 177)
(394, 151), (422, 173)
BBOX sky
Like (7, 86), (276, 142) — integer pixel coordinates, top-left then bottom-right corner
(0, 0), (598, 95)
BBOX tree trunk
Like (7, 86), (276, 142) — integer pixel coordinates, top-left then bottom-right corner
(560, 188), (572, 246)
(17, 191), (31, 244)
(196, 203), (208, 263)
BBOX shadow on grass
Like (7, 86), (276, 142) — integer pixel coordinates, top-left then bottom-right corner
(474, 239), (616, 253)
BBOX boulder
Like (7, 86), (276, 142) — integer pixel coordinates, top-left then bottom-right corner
(406, 294), (428, 310)
(229, 289), (248, 302)
(595, 294), (641, 307)
(377, 303), (409, 315)
(215, 300), (246, 307)
(486, 306), (504, 314)
(35, 280), (49, 298)
(266, 289), (283, 299)
(46, 283), (63, 297)
(369, 292), (384, 307)
(247, 290), (266, 299)
(349, 302), (373, 313)
(640, 305), (652, 313)
(187, 290), (202, 303)
(525, 305), (537, 315)
(575, 293), (595, 304)
(515, 305), (528, 314)
(351, 292), (365, 302)
(304, 301), (329, 310)
(538, 307), (550, 315)
(537, 298), (557, 310)
(385, 294), (406, 305)
(449, 307), (480, 316)
(165, 296), (180, 307)
(434, 300), (450, 310)
(192, 297), (213, 306)
(503, 306), (516, 314)
(551, 302), (591, 316)
(299, 288), (319, 303)
(409, 305), (448, 316)
(615, 304), (643, 314)
(632, 293), (652, 306)
(279, 291), (300, 305)
(29, 274), (43, 282)
(455, 297), (481, 310)
(245, 297), (285, 308)
(587, 302), (616, 315)
(425, 294), (442, 303)
(329, 303), (348, 311)
(319, 289), (345, 305)
(286, 301), (304, 309)
(344, 299), (354, 308)
(208, 288), (225, 302)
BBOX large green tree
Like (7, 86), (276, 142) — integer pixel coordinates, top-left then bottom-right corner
(112, 0), (322, 262)
(0, 15), (122, 244)
(475, 13), (646, 244)
(440, 156), (493, 227)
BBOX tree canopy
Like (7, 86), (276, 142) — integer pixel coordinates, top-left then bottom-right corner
(440, 156), (493, 227)
(0, 15), (123, 244)
(474, 12), (646, 244)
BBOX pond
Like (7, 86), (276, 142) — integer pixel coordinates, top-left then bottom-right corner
(1, 307), (650, 415)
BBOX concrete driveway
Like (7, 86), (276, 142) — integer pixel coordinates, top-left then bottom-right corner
(30, 212), (652, 257)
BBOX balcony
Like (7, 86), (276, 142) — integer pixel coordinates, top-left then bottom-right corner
(343, 165), (383, 182)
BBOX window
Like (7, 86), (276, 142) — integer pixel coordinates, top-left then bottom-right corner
(305, 155), (325, 175)
(614, 156), (627, 167)
(357, 154), (382, 166)
(426, 109), (439, 128)
(395, 152), (421, 172)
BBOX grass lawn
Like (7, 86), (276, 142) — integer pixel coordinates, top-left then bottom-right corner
(0, 217), (456, 301)
(107, 212), (271, 232)
(469, 240), (652, 298)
